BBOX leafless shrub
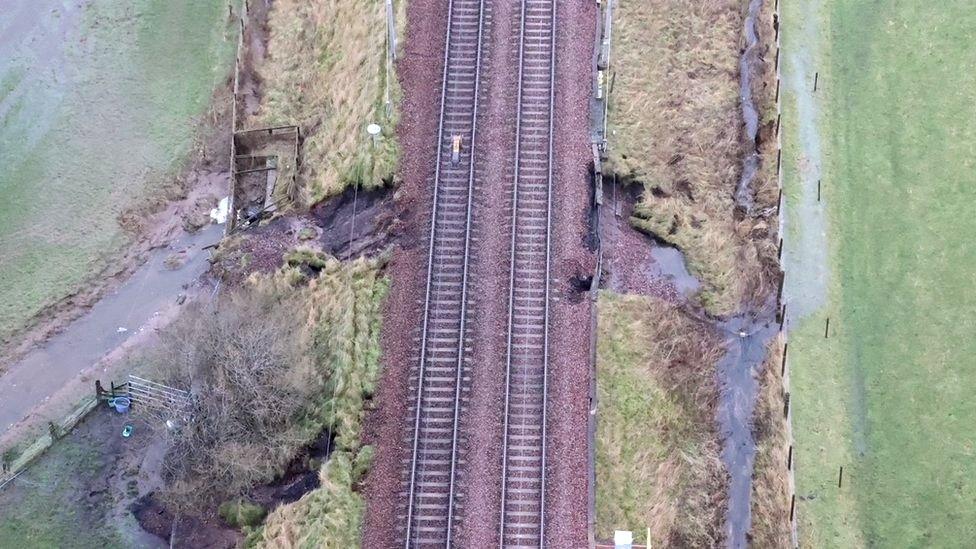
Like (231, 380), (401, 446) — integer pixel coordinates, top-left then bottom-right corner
(151, 282), (322, 512)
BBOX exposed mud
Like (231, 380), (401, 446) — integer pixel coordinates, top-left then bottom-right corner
(133, 429), (335, 548)
(212, 184), (397, 286)
(311, 185), (397, 260)
(234, 0), (271, 121)
(599, 179), (698, 300)
(0, 408), (166, 548)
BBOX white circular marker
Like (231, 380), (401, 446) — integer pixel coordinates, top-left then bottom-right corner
(367, 123), (382, 136)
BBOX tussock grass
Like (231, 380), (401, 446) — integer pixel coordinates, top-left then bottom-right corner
(608, 0), (778, 314)
(253, 0), (403, 206)
(153, 250), (387, 539)
(749, 335), (792, 547)
(595, 291), (727, 547)
(252, 251), (388, 547)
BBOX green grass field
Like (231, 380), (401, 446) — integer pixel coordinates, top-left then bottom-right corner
(0, 0), (237, 345)
(0, 411), (133, 548)
(784, 1), (976, 546)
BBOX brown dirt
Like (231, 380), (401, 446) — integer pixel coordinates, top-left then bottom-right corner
(235, 0), (270, 121)
(133, 429), (336, 549)
(211, 183), (396, 286)
(134, 496), (240, 549)
(311, 185), (397, 260)
(599, 178), (683, 301)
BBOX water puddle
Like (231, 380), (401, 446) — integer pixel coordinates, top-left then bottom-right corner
(0, 223), (222, 433)
(648, 244), (700, 296)
(782, 6), (828, 321)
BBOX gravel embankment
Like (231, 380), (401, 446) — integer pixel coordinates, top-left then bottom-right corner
(359, 0), (446, 543)
(543, 0), (598, 545)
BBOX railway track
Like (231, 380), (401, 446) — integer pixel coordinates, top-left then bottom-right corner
(498, 0), (556, 546)
(403, 0), (557, 545)
(402, 0), (486, 545)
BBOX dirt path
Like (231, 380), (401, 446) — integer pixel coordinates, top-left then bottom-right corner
(0, 223), (220, 442)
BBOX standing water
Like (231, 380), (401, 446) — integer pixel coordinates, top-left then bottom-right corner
(716, 304), (778, 548)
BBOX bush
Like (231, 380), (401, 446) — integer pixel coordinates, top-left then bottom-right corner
(219, 499), (268, 529)
(153, 277), (319, 511)
(153, 254), (386, 514)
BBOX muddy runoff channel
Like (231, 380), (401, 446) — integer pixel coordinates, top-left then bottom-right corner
(650, 241), (776, 548)
(721, 0), (777, 546)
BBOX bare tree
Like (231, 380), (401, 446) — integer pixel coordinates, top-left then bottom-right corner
(151, 285), (324, 512)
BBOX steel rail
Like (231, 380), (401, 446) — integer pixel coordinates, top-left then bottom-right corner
(498, 0), (557, 545)
(403, 0), (487, 544)
(498, 0), (529, 542)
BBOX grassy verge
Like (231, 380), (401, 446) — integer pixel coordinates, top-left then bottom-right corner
(607, 0), (778, 315)
(0, 0), (237, 345)
(595, 292), (726, 546)
(784, 0), (976, 545)
(248, 254), (388, 546)
(253, 0), (403, 205)
(749, 336), (792, 547)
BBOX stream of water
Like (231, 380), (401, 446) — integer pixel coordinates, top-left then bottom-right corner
(720, 0), (777, 546)
(716, 303), (778, 548)
(734, 0), (764, 213)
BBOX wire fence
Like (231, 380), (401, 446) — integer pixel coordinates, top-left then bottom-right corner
(771, 0), (802, 544)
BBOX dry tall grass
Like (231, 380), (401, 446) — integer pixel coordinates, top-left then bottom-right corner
(596, 292), (728, 547)
(254, 251), (388, 547)
(608, 0), (779, 314)
(750, 335), (793, 547)
(253, 0), (403, 206)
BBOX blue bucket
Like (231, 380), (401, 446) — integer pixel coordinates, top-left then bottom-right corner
(109, 397), (131, 414)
